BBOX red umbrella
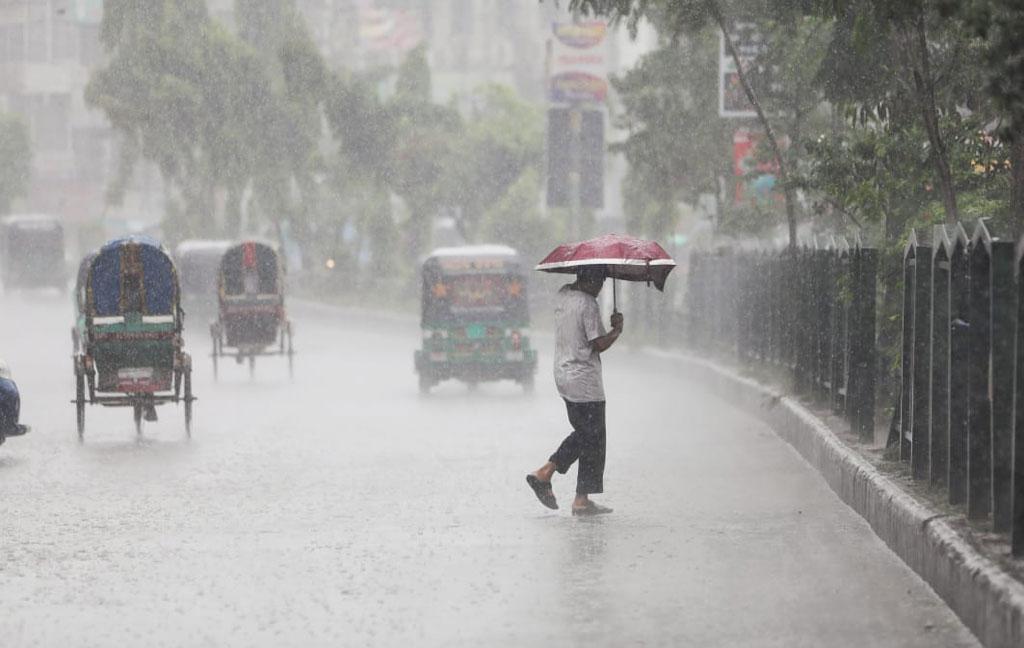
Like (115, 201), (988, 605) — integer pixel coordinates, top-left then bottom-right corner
(535, 234), (677, 310)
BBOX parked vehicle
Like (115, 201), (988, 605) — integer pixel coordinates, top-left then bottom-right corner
(415, 245), (537, 394)
(72, 236), (194, 438)
(210, 240), (294, 379)
(0, 360), (28, 447)
(0, 215), (65, 291)
(175, 239), (233, 314)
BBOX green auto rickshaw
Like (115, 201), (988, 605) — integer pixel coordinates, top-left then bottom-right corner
(415, 245), (537, 394)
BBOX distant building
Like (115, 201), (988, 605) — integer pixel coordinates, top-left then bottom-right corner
(0, 0), (110, 240)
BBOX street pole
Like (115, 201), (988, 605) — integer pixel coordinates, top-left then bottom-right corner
(568, 105), (582, 240)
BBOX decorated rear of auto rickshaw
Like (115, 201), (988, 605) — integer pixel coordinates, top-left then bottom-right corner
(72, 236), (194, 438)
(415, 245), (537, 394)
(210, 240), (294, 378)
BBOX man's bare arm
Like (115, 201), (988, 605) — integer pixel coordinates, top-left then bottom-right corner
(590, 312), (624, 354)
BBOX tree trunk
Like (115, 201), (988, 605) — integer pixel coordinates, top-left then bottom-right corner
(909, 10), (958, 224)
(705, 0), (799, 249)
(1010, 136), (1024, 219)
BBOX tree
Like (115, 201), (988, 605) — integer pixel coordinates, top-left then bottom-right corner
(444, 85), (544, 241)
(481, 168), (556, 262)
(88, 0), (332, 245)
(939, 0), (1024, 218)
(569, 0), (802, 247)
(0, 113), (31, 214)
(611, 29), (732, 237)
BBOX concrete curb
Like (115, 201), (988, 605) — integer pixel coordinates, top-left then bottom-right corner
(645, 348), (1024, 648)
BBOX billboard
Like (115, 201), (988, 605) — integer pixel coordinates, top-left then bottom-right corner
(719, 23), (770, 118)
(547, 21), (609, 105)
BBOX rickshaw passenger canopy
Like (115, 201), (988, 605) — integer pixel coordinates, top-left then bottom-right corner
(89, 236), (178, 316)
(220, 241), (281, 296)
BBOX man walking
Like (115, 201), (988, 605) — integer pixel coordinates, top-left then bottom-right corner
(526, 266), (623, 515)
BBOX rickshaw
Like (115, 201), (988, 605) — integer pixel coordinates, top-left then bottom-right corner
(0, 214), (66, 291)
(72, 237), (194, 438)
(209, 240), (294, 378)
(175, 239), (232, 314)
(415, 245), (537, 394)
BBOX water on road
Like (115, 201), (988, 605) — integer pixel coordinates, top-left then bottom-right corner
(0, 294), (978, 647)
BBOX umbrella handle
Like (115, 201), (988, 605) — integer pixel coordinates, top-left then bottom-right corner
(613, 278), (618, 314)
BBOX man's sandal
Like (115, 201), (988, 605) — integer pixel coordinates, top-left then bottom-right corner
(526, 474), (558, 510)
(571, 501), (613, 516)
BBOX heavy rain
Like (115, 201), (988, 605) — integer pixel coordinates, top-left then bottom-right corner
(1, 1), (1023, 646)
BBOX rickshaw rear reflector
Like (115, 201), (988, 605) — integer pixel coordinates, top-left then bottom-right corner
(117, 367), (158, 391)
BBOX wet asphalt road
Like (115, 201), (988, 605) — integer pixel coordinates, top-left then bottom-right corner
(0, 293), (979, 647)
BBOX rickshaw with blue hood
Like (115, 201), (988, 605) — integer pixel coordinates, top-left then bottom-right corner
(72, 236), (194, 438)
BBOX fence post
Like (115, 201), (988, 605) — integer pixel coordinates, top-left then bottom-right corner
(912, 239), (934, 481)
(829, 245), (848, 415)
(1013, 239), (1024, 556)
(899, 233), (918, 462)
(949, 228), (971, 505)
(930, 227), (951, 486)
(990, 237), (1016, 532)
(850, 243), (877, 442)
(968, 225), (993, 520)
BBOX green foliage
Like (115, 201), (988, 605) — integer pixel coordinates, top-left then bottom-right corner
(444, 85), (544, 240)
(0, 112), (31, 214)
(481, 168), (556, 262)
(87, 0), (326, 243)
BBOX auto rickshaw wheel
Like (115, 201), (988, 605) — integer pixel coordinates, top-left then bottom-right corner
(248, 354), (255, 379)
(75, 368), (86, 439)
(183, 369), (193, 438)
(521, 373), (535, 395)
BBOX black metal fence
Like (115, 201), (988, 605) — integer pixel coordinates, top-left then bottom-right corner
(900, 222), (1024, 555)
(686, 238), (878, 441)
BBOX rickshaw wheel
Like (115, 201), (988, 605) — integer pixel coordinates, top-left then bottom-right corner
(248, 354), (255, 379)
(286, 322), (295, 379)
(210, 324), (220, 381)
(418, 373), (432, 395)
(75, 369), (86, 439)
(133, 404), (144, 436)
(183, 370), (193, 437)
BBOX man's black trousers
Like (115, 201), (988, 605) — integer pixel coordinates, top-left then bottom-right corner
(549, 400), (606, 495)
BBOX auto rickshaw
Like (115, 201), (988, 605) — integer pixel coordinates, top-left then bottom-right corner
(415, 245), (537, 394)
(210, 240), (294, 378)
(0, 214), (66, 291)
(72, 236), (194, 438)
(175, 239), (232, 314)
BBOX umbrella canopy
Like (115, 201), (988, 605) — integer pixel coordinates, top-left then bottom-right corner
(534, 234), (677, 291)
